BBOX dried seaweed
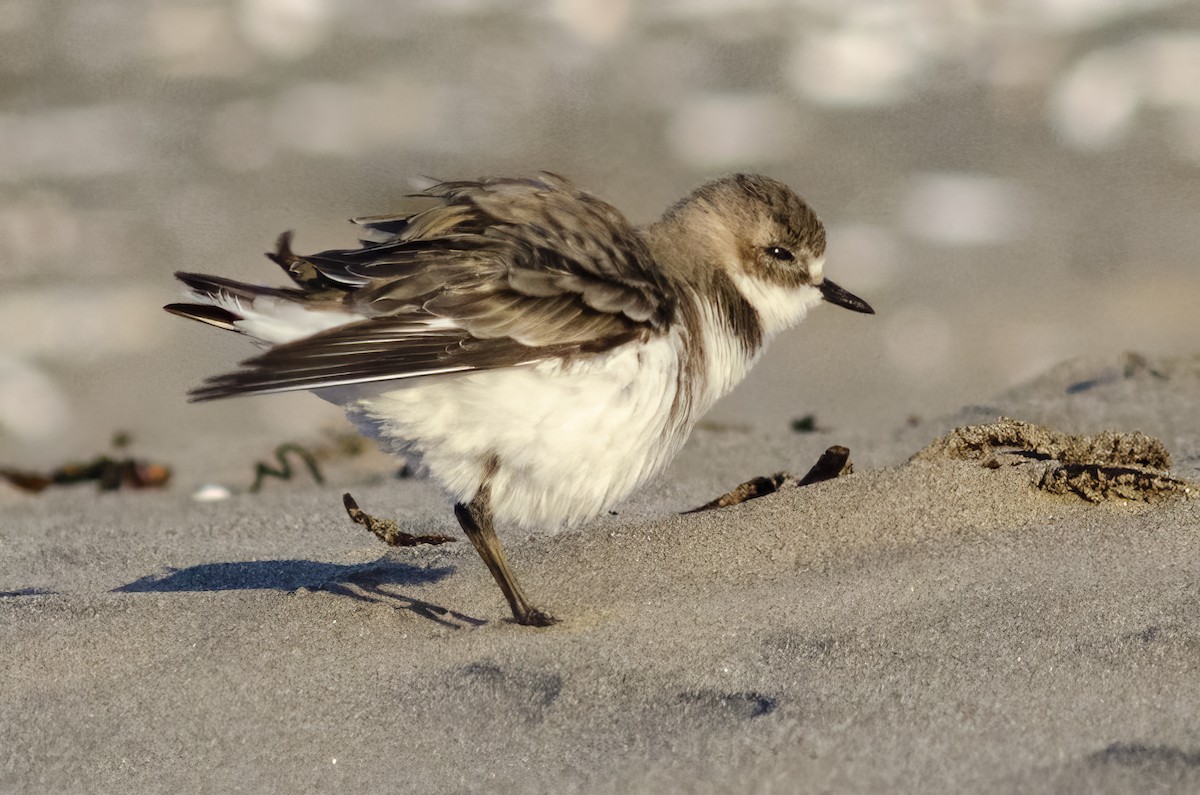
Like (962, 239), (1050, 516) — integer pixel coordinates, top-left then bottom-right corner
(248, 443), (325, 492)
(0, 433), (171, 494)
(1, 458), (172, 493)
(343, 493), (456, 547)
(913, 417), (1192, 502)
(686, 445), (852, 513)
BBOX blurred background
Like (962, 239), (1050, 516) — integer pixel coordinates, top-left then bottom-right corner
(2, 0), (1198, 466)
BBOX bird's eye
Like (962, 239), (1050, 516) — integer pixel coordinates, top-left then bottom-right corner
(765, 246), (794, 262)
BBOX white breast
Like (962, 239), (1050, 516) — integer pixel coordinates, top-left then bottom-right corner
(341, 333), (691, 531)
(324, 282), (793, 533)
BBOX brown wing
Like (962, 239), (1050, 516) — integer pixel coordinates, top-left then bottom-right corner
(188, 174), (677, 401)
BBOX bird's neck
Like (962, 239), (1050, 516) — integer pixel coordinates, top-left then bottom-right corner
(641, 216), (813, 419)
(672, 271), (767, 419)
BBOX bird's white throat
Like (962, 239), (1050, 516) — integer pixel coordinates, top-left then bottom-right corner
(728, 266), (825, 338)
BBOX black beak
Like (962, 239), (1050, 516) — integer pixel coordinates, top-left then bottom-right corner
(820, 279), (874, 314)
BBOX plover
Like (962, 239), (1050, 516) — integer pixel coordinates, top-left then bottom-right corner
(166, 173), (874, 625)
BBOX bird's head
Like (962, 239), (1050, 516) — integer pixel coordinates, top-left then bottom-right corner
(655, 173), (874, 336)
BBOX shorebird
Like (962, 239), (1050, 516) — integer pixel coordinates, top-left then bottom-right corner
(166, 173), (874, 625)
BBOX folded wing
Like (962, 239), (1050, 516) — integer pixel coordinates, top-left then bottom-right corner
(175, 174), (677, 401)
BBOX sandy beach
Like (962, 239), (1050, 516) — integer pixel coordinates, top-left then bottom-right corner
(3, 352), (1197, 793)
(4, 3), (1200, 791)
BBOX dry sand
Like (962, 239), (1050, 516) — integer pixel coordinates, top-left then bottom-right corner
(2, 352), (1199, 793)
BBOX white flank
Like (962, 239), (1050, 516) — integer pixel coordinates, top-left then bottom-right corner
(344, 333), (690, 531)
(338, 269), (822, 532)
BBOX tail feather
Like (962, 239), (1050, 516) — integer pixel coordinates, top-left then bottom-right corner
(167, 268), (366, 346)
(175, 271), (300, 302)
(163, 302), (242, 332)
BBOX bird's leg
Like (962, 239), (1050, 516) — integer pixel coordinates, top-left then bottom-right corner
(454, 488), (558, 627)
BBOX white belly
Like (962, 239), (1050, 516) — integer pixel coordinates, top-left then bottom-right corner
(337, 334), (690, 531)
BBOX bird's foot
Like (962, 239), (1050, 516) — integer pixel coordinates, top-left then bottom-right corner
(513, 606), (560, 627)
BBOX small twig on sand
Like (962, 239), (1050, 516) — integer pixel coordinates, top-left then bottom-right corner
(685, 445), (853, 513)
(795, 445), (853, 486)
(343, 493), (456, 547)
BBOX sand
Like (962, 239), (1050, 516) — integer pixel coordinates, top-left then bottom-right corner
(2, 352), (1198, 793)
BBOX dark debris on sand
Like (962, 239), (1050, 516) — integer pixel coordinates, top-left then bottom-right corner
(686, 445), (853, 513)
(912, 417), (1193, 503)
(343, 493), (457, 547)
(0, 432), (171, 494)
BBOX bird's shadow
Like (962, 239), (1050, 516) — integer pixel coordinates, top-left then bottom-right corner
(113, 557), (486, 628)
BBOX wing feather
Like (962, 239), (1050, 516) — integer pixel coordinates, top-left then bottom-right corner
(186, 174), (677, 400)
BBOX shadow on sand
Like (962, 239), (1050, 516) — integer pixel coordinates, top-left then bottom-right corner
(114, 556), (448, 593)
(114, 557), (485, 628)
